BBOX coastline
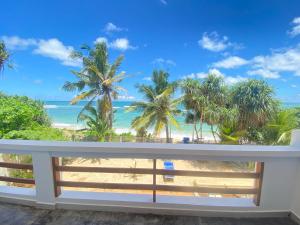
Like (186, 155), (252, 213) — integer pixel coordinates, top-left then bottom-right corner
(52, 122), (217, 141)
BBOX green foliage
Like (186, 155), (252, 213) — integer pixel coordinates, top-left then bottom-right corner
(3, 126), (66, 141)
(0, 41), (13, 73)
(129, 70), (182, 142)
(63, 42), (126, 128)
(0, 94), (51, 136)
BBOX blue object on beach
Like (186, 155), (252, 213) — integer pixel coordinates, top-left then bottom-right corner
(163, 161), (174, 181)
(183, 137), (190, 144)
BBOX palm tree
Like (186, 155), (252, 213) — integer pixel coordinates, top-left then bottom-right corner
(78, 99), (113, 141)
(231, 80), (278, 130)
(181, 79), (206, 140)
(128, 70), (181, 143)
(0, 41), (12, 73)
(63, 42), (126, 128)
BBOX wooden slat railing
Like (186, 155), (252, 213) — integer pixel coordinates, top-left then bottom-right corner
(52, 157), (264, 206)
(0, 161), (35, 185)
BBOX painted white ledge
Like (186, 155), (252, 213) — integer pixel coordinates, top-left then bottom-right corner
(0, 140), (299, 159)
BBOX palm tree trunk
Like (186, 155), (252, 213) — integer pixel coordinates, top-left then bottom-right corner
(211, 125), (217, 143)
(200, 111), (204, 139)
(107, 93), (113, 129)
(166, 123), (170, 143)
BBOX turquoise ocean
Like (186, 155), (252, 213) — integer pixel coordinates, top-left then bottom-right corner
(45, 101), (300, 138)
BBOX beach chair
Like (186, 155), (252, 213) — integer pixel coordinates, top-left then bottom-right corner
(163, 161), (174, 182)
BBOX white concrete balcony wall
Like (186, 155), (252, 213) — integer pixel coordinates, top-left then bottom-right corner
(0, 129), (299, 218)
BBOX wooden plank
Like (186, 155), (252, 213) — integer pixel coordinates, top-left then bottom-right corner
(52, 157), (61, 197)
(153, 159), (157, 203)
(253, 162), (264, 206)
(0, 176), (35, 184)
(0, 162), (33, 170)
(56, 166), (259, 179)
(57, 180), (257, 194)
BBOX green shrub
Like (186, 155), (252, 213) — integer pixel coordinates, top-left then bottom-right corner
(0, 94), (50, 136)
(3, 126), (67, 141)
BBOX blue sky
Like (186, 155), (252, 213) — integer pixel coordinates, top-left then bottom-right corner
(1, 0), (300, 102)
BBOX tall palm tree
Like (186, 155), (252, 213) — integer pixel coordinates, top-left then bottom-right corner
(231, 79), (278, 130)
(0, 41), (12, 73)
(63, 42), (126, 128)
(181, 79), (206, 140)
(128, 70), (181, 143)
(78, 99), (113, 142)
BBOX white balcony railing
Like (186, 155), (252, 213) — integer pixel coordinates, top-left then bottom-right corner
(0, 130), (299, 219)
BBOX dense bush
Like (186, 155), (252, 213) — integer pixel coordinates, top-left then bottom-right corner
(0, 94), (50, 136)
(3, 126), (67, 141)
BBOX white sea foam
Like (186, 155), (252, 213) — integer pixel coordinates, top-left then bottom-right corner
(44, 105), (58, 109)
(123, 105), (130, 108)
(113, 106), (121, 109)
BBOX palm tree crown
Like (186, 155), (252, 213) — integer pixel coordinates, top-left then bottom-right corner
(63, 42), (126, 128)
(128, 70), (181, 142)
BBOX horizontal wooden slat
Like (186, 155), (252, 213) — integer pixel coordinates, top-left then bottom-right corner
(56, 166), (258, 178)
(57, 181), (257, 194)
(0, 162), (33, 170)
(0, 176), (35, 184)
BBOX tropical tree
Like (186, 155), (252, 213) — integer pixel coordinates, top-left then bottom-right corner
(260, 108), (300, 145)
(128, 70), (181, 143)
(63, 42), (126, 128)
(0, 41), (12, 73)
(231, 79), (278, 131)
(181, 78), (206, 140)
(78, 99), (113, 141)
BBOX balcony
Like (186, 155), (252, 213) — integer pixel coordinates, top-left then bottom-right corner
(0, 130), (299, 225)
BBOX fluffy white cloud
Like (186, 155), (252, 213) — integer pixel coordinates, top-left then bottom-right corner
(247, 69), (280, 79)
(198, 32), (242, 52)
(213, 56), (249, 69)
(103, 22), (126, 34)
(110, 38), (135, 51)
(95, 37), (136, 51)
(1, 36), (37, 50)
(183, 68), (247, 85)
(94, 37), (108, 44)
(152, 58), (176, 66)
(33, 39), (81, 67)
(249, 45), (300, 78)
(288, 17), (300, 37)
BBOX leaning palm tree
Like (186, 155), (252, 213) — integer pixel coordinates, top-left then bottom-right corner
(0, 41), (12, 73)
(231, 80), (278, 130)
(63, 42), (126, 128)
(128, 70), (181, 143)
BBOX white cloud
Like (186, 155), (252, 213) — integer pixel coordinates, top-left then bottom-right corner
(213, 56), (249, 69)
(291, 84), (297, 88)
(198, 32), (242, 52)
(248, 44), (300, 78)
(183, 68), (247, 85)
(94, 37), (108, 45)
(288, 17), (300, 37)
(110, 38), (135, 51)
(152, 58), (176, 66)
(160, 0), (167, 5)
(143, 77), (152, 81)
(33, 38), (81, 67)
(1, 36), (37, 50)
(103, 22), (127, 34)
(247, 69), (280, 79)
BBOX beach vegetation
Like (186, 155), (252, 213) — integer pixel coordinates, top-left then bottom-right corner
(128, 70), (182, 143)
(63, 42), (126, 129)
(0, 41), (12, 73)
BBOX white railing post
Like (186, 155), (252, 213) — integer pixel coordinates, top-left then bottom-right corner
(32, 151), (56, 209)
(291, 129), (300, 146)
